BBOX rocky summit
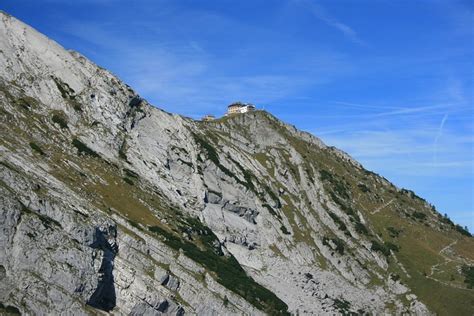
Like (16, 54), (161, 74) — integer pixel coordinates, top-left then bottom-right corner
(0, 11), (473, 316)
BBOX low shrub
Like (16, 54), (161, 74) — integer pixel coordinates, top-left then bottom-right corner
(461, 265), (474, 289)
(355, 222), (369, 235)
(387, 226), (402, 238)
(148, 221), (289, 314)
(333, 298), (351, 313)
(357, 183), (370, 193)
(455, 225), (472, 237)
(412, 211), (427, 221)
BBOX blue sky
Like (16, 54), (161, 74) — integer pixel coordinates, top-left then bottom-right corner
(3, 0), (473, 231)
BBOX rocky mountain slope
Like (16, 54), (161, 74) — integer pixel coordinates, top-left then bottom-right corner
(1, 11), (473, 315)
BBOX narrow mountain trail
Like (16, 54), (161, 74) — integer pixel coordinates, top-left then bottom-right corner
(429, 240), (457, 277)
(426, 240), (469, 290)
(371, 199), (395, 215)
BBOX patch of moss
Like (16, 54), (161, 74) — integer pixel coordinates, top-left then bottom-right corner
(51, 113), (68, 129)
(371, 240), (399, 257)
(15, 96), (37, 111)
(327, 211), (347, 232)
(0, 303), (21, 315)
(333, 298), (351, 314)
(123, 168), (139, 179)
(127, 219), (143, 231)
(355, 222), (369, 236)
(72, 138), (100, 158)
(52, 76), (75, 99)
(123, 177), (134, 185)
(29, 142), (45, 155)
(118, 139), (128, 161)
(263, 203), (282, 220)
(323, 236), (345, 255)
(178, 158), (193, 168)
(72, 103), (83, 112)
(319, 169), (350, 200)
(193, 133), (220, 165)
(193, 133), (257, 192)
(280, 225), (291, 235)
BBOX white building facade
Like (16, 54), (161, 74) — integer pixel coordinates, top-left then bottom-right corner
(226, 102), (256, 115)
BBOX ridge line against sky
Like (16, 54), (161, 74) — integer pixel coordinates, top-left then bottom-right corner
(3, 0), (473, 231)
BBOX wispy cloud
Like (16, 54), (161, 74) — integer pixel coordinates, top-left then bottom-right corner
(371, 103), (459, 118)
(292, 0), (365, 45)
(332, 101), (403, 111)
(319, 112), (473, 178)
(59, 11), (353, 117)
(433, 113), (449, 164)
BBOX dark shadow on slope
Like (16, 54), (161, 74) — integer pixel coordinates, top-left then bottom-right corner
(87, 226), (118, 312)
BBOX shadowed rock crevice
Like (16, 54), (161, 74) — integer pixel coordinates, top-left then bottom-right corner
(222, 201), (259, 224)
(87, 225), (118, 312)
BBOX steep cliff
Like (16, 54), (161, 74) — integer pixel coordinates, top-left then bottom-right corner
(1, 11), (473, 315)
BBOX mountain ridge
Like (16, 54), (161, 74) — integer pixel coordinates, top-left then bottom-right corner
(1, 11), (473, 315)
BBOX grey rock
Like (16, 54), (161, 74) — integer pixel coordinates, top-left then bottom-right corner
(0, 11), (444, 316)
(160, 273), (180, 292)
(223, 201), (259, 224)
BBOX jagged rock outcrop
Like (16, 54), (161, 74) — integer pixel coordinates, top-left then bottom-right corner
(1, 11), (473, 315)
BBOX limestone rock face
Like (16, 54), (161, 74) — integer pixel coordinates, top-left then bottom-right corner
(1, 11), (473, 316)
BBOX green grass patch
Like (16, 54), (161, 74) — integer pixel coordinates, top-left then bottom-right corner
(148, 222), (289, 314)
